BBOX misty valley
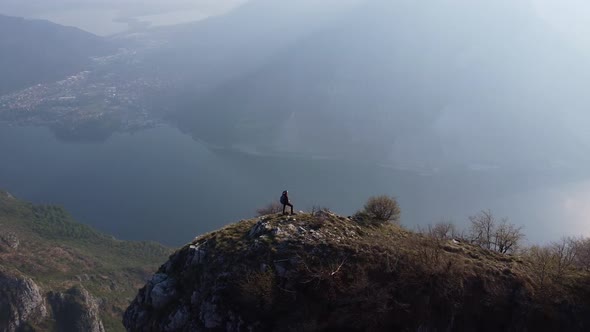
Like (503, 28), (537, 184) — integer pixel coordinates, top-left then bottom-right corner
(3, 0), (590, 331)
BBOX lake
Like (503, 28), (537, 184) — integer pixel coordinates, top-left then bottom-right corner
(1, 123), (589, 246)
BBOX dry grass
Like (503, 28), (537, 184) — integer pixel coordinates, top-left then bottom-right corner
(145, 209), (590, 331)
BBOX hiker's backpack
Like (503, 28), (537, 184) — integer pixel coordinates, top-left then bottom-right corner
(280, 193), (287, 204)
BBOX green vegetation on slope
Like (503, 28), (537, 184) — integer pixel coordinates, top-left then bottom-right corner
(0, 190), (172, 331)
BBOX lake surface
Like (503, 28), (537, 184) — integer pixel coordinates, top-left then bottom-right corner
(1, 123), (589, 246)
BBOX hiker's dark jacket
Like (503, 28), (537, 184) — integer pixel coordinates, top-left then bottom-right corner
(280, 194), (289, 204)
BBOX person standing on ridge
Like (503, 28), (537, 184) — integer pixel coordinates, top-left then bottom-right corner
(280, 190), (295, 215)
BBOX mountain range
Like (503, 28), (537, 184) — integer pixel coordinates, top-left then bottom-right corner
(150, 0), (590, 168)
(0, 14), (114, 95)
(4, 1), (590, 169)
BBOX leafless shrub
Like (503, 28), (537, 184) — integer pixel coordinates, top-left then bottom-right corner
(468, 210), (524, 254)
(414, 222), (457, 271)
(419, 220), (456, 241)
(287, 254), (352, 302)
(256, 202), (283, 216)
(414, 236), (446, 268)
(356, 195), (401, 224)
(299, 255), (347, 286)
(494, 219), (525, 254)
(525, 245), (554, 287)
(524, 236), (584, 288)
(575, 238), (590, 271)
(551, 236), (580, 279)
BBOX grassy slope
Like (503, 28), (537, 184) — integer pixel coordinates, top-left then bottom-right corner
(0, 191), (172, 331)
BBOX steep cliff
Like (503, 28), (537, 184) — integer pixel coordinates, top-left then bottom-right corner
(0, 268), (46, 332)
(49, 286), (105, 332)
(0, 191), (171, 331)
(124, 211), (590, 331)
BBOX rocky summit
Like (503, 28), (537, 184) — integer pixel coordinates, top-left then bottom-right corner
(124, 211), (590, 331)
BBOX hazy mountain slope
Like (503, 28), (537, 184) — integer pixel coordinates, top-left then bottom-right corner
(169, 0), (590, 167)
(0, 14), (115, 95)
(0, 190), (171, 331)
(124, 211), (590, 331)
(140, 0), (363, 110)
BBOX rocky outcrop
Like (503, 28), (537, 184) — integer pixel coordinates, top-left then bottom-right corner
(124, 212), (590, 332)
(0, 270), (111, 332)
(0, 269), (47, 332)
(0, 232), (19, 252)
(124, 214), (324, 331)
(49, 286), (105, 332)
(0, 190), (170, 331)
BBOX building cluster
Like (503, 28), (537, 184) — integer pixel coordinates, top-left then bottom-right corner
(0, 70), (165, 132)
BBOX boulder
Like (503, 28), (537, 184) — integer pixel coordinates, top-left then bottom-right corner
(0, 269), (46, 332)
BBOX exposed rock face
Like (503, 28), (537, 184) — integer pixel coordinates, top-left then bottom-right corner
(0, 232), (19, 252)
(1, 191), (15, 200)
(0, 190), (171, 331)
(124, 212), (590, 332)
(0, 269), (46, 332)
(124, 212), (351, 331)
(49, 286), (105, 332)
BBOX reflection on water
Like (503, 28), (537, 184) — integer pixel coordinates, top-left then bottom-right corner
(0, 123), (589, 246)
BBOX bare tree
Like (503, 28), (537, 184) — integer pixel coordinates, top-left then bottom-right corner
(575, 237), (590, 271)
(419, 220), (456, 241)
(494, 219), (524, 254)
(430, 220), (456, 240)
(525, 245), (554, 286)
(524, 237), (587, 288)
(468, 210), (495, 250)
(468, 210), (524, 254)
(551, 236), (580, 278)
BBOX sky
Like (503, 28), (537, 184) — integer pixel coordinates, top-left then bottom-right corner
(0, 0), (249, 35)
(531, 0), (590, 54)
(0, 0), (588, 43)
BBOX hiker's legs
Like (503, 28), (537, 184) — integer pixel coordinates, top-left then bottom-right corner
(287, 203), (294, 214)
(282, 204), (286, 214)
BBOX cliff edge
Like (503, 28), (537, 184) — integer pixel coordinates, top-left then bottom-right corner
(124, 211), (590, 331)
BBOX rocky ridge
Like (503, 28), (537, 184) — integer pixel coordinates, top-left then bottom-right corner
(124, 211), (590, 331)
(0, 268), (47, 332)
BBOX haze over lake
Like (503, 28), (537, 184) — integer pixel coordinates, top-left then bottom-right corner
(1, 123), (588, 246)
(2, 0), (590, 247)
